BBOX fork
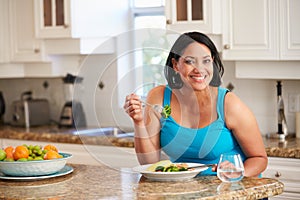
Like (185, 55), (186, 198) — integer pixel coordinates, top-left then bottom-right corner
(187, 163), (216, 170)
(139, 99), (164, 115)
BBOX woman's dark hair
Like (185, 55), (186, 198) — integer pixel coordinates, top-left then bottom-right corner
(164, 32), (224, 89)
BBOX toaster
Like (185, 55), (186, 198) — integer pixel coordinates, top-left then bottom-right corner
(11, 91), (50, 127)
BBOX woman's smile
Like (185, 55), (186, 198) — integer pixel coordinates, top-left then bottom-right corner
(189, 73), (206, 82)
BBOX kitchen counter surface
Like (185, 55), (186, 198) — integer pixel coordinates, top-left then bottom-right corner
(0, 125), (134, 147)
(0, 125), (300, 159)
(0, 163), (283, 199)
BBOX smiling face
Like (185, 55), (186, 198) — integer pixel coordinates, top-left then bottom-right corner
(172, 42), (213, 91)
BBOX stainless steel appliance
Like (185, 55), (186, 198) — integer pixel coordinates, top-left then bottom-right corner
(11, 91), (50, 127)
(276, 81), (288, 137)
(267, 81), (291, 141)
(59, 74), (86, 128)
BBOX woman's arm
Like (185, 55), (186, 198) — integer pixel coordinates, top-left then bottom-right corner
(224, 92), (268, 177)
(124, 86), (164, 164)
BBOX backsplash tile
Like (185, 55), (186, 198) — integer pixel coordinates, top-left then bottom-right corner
(0, 78), (65, 124)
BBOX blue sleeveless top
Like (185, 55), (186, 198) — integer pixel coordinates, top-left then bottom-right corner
(160, 86), (246, 175)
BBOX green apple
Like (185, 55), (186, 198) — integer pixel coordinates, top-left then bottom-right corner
(0, 149), (6, 161)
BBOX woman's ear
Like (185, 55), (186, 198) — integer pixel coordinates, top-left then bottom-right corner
(171, 58), (179, 72)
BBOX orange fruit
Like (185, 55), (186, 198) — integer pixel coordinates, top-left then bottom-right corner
(44, 150), (62, 160)
(4, 146), (14, 159)
(43, 144), (58, 152)
(13, 145), (29, 160)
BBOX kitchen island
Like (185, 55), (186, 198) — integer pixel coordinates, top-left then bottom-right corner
(0, 163), (283, 199)
(0, 125), (298, 199)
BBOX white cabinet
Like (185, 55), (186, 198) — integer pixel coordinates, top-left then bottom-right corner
(34, 0), (129, 54)
(222, 0), (300, 61)
(34, 0), (130, 39)
(9, 0), (46, 62)
(279, 0), (300, 60)
(165, 0), (221, 34)
(262, 157), (300, 199)
(222, 0), (277, 60)
(34, 0), (71, 38)
(0, 0), (10, 63)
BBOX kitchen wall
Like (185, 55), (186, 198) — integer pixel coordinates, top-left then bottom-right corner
(222, 61), (300, 136)
(1, 59), (300, 136)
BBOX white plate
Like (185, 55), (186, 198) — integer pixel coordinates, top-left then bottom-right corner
(0, 165), (73, 181)
(132, 163), (208, 181)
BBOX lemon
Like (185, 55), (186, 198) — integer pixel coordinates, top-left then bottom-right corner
(146, 160), (172, 172)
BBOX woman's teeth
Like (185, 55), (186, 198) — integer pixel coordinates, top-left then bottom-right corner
(190, 75), (205, 80)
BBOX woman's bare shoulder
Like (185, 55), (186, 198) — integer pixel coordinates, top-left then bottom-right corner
(148, 85), (166, 95)
(224, 91), (249, 111)
(224, 91), (255, 128)
(147, 85), (166, 104)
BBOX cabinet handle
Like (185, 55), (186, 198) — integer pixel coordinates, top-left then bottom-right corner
(34, 49), (40, 54)
(275, 171), (281, 178)
(166, 19), (172, 25)
(224, 44), (230, 49)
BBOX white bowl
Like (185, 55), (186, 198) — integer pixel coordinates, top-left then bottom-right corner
(132, 163), (208, 181)
(0, 152), (72, 177)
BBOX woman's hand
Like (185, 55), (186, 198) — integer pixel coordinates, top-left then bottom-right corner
(211, 164), (218, 172)
(123, 94), (143, 123)
(217, 161), (242, 179)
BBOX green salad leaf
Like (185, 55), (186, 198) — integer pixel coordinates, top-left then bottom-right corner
(154, 164), (188, 172)
(161, 105), (171, 118)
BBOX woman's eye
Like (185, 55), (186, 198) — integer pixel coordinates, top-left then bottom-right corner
(203, 59), (212, 64)
(184, 59), (196, 65)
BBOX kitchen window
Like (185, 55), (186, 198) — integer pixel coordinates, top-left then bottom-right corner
(131, 0), (168, 98)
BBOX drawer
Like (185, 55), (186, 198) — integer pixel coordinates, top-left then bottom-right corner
(263, 157), (300, 193)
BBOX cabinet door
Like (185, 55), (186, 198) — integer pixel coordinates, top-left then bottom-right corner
(0, 0), (10, 63)
(34, 0), (71, 38)
(165, 0), (221, 34)
(279, 0), (300, 60)
(9, 0), (44, 62)
(222, 0), (278, 60)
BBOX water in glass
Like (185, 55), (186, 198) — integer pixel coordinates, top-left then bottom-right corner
(217, 153), (244, 183)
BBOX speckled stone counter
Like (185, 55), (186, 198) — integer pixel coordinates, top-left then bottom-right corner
(0, 125), (134, 147)
(263, 136), (300, 159)
(0, 164), (283, 200)
(1, 125), (300, 159)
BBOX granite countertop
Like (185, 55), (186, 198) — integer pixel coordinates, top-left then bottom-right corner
(0, 125), (300, 159)
(0, 125), (134, 148)
(0, 163), (283, 199)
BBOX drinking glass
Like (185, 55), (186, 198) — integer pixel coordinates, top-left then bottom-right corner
(217, 153), (244, 183)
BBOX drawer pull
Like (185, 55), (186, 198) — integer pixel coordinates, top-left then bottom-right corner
(166, 19), (172, 24)
(34, 49), (40, 53)
(275, 171), (281, 178)
(224, 44), (230, 49)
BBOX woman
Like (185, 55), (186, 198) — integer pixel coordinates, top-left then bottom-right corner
(124, 32), (267, 177)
